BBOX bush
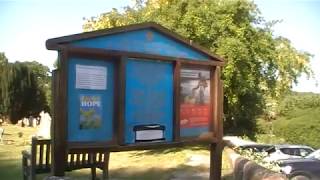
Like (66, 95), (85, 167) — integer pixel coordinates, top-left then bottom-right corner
(277, 92), (320, 116)
(235, 148), (280, 172)
(272, 92), (320, 148)
(273, 108), (320, 148)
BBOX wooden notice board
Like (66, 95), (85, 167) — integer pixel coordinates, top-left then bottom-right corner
(47, 22), (225, 179)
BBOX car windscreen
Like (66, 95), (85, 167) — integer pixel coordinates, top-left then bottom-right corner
(280, 148), (313, 156)
(306, 149), (320, 159)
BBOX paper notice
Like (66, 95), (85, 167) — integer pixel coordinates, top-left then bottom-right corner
(135, 130), (164, 141)
(76, 64), (107, 90)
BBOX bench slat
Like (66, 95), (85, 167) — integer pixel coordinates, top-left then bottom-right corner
(70, 154), (75, 167)
(82, 153), (86, 165)
(99, 153), (103, 163)
(45, 144), (50, 169)
(77, 153), (81, 166)
(39, 144), (44, 168)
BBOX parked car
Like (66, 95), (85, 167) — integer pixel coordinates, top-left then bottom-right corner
(237, 144), (273, 153)
(279, 149), (320, 180)
(264, 145), (315, 162)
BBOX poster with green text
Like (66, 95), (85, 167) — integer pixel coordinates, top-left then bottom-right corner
(79, 95), (102, 130)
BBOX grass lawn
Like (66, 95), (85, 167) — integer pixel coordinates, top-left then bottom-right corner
(0, 124), (233, 180)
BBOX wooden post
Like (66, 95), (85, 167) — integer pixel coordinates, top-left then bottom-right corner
(173, 61), (181, 141)
(117, 56), (126, 145)
(209, 66), (224, 180)
(210, 142), (224, 180)
(31, 137), (37, 180)
(52, 50), (68, 176)
(102, 151), (110, 180)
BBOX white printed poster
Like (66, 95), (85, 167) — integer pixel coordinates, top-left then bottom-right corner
(76, 64), (107, 90)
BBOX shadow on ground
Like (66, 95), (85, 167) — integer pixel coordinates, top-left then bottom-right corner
(0, 155), (233, 180)
(0, 157), (22, 180)
(128, 145), (209, 157)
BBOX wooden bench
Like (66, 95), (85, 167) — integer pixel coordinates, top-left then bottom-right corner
(22, 136), (109, 180)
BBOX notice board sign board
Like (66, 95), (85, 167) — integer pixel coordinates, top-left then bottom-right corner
(47, 22), (225, 179)
(180, 68), (212, 138)
(124, 59), (174, 144)
(67, 58), (114, 143)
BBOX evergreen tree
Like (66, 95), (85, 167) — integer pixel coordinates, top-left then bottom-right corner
(0, 53), (50, 124)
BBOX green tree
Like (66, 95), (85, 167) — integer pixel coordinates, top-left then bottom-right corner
(0, 52), (50, 124)
(0, 53), (9, 120)
(273, 37), (313, 98)
(23, 61), (51, 113)
(83, 0), (312, 137)
(7, 62), (49, 123)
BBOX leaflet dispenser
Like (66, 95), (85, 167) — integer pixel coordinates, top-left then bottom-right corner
(134, 124), (165, 142)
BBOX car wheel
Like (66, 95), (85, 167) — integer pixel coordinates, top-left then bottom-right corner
(291, 175), (310, 180)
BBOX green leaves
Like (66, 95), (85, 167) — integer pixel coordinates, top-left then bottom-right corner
(0, 53), (50, 124)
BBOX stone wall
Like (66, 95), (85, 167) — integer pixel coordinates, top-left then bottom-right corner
(224, 140), (287, 180)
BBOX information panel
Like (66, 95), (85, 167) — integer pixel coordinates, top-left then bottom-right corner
(124, 59), (173, 144)
(180, 68), (211, 137)
(67, 58), (114, 142)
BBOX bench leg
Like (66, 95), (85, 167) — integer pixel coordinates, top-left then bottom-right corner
(102, 170), (108, 180)
(22, 156), (28, 180)
(91, 167), (96, 180)
(102, 152), (110, 180)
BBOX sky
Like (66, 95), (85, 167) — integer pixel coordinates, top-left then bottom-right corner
(254, 0), (320, 93)
(0, 0), (133, 68)
(0, 0), (319, 93)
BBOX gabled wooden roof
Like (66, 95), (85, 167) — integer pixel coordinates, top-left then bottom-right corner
(46, 22), (224, 62)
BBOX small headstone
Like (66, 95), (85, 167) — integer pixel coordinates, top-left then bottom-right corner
(23, 118), (28, 127)
(36, 111), (51, 138)
(28, 116), (34, 127)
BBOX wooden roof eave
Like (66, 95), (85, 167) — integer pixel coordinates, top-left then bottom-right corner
(53, 45), (225, 67)
(46, 22), (225, 64)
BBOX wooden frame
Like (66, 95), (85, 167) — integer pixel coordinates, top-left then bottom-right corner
(48, 22), (224, 179)
(66, 53), (121, 149)
(173, 61), (181, 142)
(53, 48), (224, 178)
(178, 64), (215, 142)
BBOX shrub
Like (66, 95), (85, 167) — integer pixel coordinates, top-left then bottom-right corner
(272, 92), (320, 148)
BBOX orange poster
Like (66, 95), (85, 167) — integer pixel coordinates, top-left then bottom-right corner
(180, 69), (211, 128)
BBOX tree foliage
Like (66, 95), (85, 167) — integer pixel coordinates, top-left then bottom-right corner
(0, 53), (50, 124)
(83, 0), (312, 136)
(272, 92), (320, 148)
(277, 92), (320, 116)
(0, 53), (9, 118)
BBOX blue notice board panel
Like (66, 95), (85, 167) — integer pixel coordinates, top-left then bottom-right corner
(67, 58), (114, 142)
(125, 59), (173, 144)
(72, 29), (210, 61)
(180, 127), (209, 137)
